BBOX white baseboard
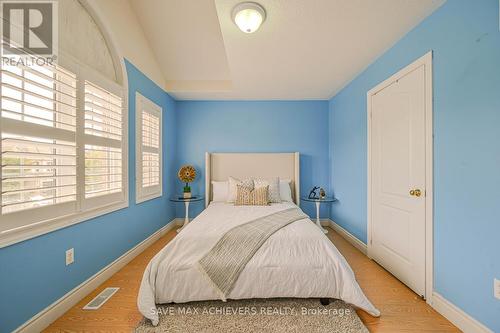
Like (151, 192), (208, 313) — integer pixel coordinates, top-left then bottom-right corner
(14, 219), (181, 333)
(322, 219), (367, 255)
(430, 292), (493, 333)
(172, 217), (185, 225)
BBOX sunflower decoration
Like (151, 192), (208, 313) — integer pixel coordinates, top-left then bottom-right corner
(178, 165), (196, 197)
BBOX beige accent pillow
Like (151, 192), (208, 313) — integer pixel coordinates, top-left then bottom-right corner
(227, 176), (254, 203)
(235, 184), (269, 206)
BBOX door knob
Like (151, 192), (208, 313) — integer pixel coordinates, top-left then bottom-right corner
(409, 189), (422, 197)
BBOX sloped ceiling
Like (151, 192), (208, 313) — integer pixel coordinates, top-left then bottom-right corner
(130, 0), (445, 100)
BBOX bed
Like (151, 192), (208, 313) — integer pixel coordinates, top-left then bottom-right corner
(138, 153), (380, 326)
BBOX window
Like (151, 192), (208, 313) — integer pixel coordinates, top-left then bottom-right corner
(136, 92), (162, 203)
(1, 64), (77, 218)
(83, 81), (124, 207)
(0, 58), (126, 245)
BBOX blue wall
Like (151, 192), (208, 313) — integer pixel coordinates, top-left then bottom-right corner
(328, 0), (500, 330)
(175, 101), (330, 218)
(0, 60), (177, 333)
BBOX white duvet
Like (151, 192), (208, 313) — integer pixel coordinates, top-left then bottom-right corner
(138, 202), (380, 325)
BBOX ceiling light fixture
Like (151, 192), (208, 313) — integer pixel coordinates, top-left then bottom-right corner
(232, 2), (266, 34)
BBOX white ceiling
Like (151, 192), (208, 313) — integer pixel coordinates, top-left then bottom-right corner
(130, 0), (444, 100)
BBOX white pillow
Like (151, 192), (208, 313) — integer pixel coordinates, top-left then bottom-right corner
(254, 177), (281, 203)
(227, 176), (254, 203)
(211, 181), (228, 202)
(279, 179), (293, 202)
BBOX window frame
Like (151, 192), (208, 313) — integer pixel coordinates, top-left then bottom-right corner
(0, 54), (129, 248)
(135, 92), (162, 204)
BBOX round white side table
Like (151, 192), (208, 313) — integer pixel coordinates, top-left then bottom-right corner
(300, 196), (338, 234)
(170, 196), (204, 232)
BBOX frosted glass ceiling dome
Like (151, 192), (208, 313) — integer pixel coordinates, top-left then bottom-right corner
(232, 2), (266, 33)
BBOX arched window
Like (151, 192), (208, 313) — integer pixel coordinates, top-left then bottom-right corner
(0, 0), (127, 246)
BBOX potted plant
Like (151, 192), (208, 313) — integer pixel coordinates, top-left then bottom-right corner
(178, 165), (196, 198)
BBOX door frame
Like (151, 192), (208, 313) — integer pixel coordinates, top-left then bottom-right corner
(367, 51), (433, 303)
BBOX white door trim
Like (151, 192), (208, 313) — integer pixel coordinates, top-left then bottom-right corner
(367, 51), (433, 303)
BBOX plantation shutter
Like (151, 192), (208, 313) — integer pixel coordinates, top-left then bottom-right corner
(136, 93), (162, 202)
(1, 62), (78, 225)
(82, 78), (124, 208)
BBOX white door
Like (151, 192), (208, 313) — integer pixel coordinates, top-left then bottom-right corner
(369, 65), (427, 297)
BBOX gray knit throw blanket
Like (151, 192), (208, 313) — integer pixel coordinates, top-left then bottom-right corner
(197, 207), (308, 300)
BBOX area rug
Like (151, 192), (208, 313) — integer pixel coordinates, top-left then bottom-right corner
(135, 298), (368, 333)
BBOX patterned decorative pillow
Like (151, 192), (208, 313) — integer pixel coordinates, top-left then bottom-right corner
(235, 184), (269, 206)
(227, 176), (254, 203)
(253, 177), (281, 203)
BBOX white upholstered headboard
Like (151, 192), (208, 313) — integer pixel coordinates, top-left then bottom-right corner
(205, 152), (300, 207)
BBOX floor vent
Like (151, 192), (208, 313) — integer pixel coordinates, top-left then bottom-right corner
(83, 287), (119, 310)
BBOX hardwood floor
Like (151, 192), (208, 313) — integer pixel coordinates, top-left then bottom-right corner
(325, 231), (458, 332)
(45, 227), (458, 332)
